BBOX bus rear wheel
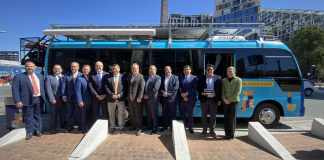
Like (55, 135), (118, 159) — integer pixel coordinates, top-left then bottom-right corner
(252, 103), (280, 128)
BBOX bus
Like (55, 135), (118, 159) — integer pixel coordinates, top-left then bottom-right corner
(22, 25), (304, 128)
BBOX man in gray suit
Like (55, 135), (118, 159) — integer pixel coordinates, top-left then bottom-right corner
(45, 64), (65, 133)
(143, 65), (161, 134)
(104, 64), (126, 133)
(127, 63), (145, 136)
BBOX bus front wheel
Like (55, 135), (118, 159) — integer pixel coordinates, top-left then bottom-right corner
(252, 103), (280, 128)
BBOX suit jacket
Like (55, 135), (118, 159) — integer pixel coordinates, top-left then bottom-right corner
(104, 74), (126, 102)
(144, 75), (161, 100)
(160, 75), (179, 102)
(62, 72), (82, 103)
(75, 75), (92, 105)
(179, 74), (198, 100)
(89, 72), (110, 98)
(126, 74), (145, 102)
(12, 72), (46, 106)
(198, 75), (222, 103)
(45, 74), (64, 103)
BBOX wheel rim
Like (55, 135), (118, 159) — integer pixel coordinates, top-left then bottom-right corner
(258, 107), (276, 125)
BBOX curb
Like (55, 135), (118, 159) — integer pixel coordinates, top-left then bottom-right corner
(172, 120), (191, 160)
(69, 120), (109, 160)
(0, 128), (26, 147)
(311, 118), (324, 139)
(248, 122), (296, 160)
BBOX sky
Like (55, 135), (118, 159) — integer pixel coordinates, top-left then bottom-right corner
(0, 0), (324, 51)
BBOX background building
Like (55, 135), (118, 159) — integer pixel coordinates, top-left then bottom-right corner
(169, 14), (214, 27)
(259, 8), (324, 41)
(0, 51), (19, 61)
(214, 0), (260, 23)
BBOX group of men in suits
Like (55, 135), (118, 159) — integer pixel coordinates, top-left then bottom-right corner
(12, 59), (242, 140)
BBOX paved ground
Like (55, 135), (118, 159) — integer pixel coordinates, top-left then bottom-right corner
(0, 133), (84, 160)
(187, 133), (280, 160)
(0, 90), (323, 160)
(89, 132), (174, 160)
(275, 133), (324, 160)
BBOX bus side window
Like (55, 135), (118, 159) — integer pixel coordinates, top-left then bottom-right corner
(151, 49), (175, 75)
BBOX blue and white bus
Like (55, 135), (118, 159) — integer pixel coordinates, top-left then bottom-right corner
(22, 25), (304, 128)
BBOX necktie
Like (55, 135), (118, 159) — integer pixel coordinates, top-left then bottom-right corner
(97, 74), (102, 88)
(114, 77), (119, 95)
(30, 74), (40, 95)
(58, 76), (63, 96)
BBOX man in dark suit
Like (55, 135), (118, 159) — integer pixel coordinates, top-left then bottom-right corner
(62, 61), (82, 131)
(12, 60), (46, 140)
(179, 65), (198, 133)
(127, 63), (145, 136)
(88, 61), (109, 123)
(198, 64), (222, 137)
(45, 64), (65, 133)
(160, 66), (179, 131)
(104, 64), (127, 133)
(75, 64), (92, 133)
(143, 65), (161, 134)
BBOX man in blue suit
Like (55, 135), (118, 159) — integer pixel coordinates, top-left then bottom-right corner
(62, 61), (82, 131)
(143, 65), (161, 134)
(45, 64), (65, 133)
(179, 65), (198, 134)
(88, 61), (109, 123)
(160, 66), (179, 131)
(75, 64), (92, 133)
(12, 60), (46, 140)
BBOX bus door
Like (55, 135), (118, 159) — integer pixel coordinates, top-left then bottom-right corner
(203, 50), (235, 116)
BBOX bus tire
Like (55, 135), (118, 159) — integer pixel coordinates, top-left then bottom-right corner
(252, 103), (280, 128)
(304, 88), (314, 97)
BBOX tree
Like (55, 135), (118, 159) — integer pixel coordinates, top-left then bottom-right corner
(288, 26), (324, 80)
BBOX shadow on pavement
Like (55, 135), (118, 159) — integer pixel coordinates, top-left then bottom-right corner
(273, 122), (293, 129)
(302, 132), (324, 141)
(305, 92), (324, 100)
(0, 115), (10, 137)
(236, 136), (280, 159)
(158, 134), (175, 159)
(293, 150), (324, 160)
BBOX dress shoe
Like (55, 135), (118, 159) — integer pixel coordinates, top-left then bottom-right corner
(201, 129), (207, 135)
(151, 130), (157, 135)
(25, 134), (32, 140)
(159, 127), (167, 132)
(136, 129), (142, 136)
(209, 130), (216, 138)
(224, 135), (234, 140)
(34, 131), (42, 137)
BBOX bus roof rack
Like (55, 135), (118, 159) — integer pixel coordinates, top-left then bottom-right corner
(43, 23), (268, 41)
